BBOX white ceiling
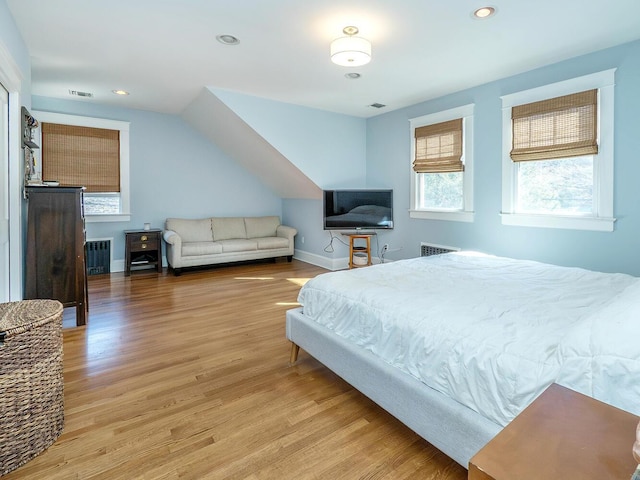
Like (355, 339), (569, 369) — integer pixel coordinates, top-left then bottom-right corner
(7, 0), (640, 118)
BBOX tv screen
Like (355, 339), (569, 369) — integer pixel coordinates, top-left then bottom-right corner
(323, 189), (393, 230)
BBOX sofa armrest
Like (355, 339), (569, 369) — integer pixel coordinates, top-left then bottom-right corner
(277, 225), (297, 256)
(276, 225), (297, 241)
(163, 229), (182, 268)
(163, 229), (180, 244)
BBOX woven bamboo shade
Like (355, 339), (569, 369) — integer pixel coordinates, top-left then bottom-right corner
(511, 89), (598, 162)
(41, 123), (120, 192)
(413, 118), (463, 173)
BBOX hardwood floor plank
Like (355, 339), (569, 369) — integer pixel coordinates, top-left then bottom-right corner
(4, 260), (466, 480)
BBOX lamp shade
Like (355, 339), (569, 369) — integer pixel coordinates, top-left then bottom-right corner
(330, 35), (371, 67)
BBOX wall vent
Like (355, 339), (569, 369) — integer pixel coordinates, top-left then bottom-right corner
(86, 240), (111, 275)
(420, 242), (460, 257)
(69, 89), (94, 98)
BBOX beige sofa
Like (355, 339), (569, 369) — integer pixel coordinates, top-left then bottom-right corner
(163, 216), (296, 275)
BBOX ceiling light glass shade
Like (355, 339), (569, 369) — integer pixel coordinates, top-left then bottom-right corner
(330, 35), (371, 67)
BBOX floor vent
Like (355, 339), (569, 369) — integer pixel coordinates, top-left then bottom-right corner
(420, 242), (460, 257)
(86, 240), (111, 275)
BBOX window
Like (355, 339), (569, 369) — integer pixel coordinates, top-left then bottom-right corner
(409, 104), (474, 222)
(500, 70), (615, 231)
(35, 111), (130, 222)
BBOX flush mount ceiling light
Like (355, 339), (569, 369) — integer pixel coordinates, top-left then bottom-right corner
(216, 34), (240, 45)
(473, 6), (496, 18)
(112, 89), (130, 96)
(330, 26), (371, 67)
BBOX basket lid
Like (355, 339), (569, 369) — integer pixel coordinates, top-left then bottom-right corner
(0, 300), (64, 341)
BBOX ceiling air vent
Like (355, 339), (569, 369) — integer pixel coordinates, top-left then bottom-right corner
(69, 90), (94, 98)
(369, 103), (386, 109)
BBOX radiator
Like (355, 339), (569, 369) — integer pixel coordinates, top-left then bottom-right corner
(86, 240), (111, 275)
(420, 242), (460, 257)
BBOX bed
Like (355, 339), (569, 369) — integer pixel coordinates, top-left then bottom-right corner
(286, 252), (640, 467)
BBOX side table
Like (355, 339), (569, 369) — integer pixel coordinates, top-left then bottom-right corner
(124, 229), (163, 276)
(468, 383), (639, 480)
(348, 234), (373, 269)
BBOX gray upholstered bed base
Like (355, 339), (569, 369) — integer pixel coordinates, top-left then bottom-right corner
(285, 307), (502, 468)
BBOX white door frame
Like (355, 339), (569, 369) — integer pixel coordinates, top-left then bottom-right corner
(0, 40), (25, 301)
(0, 84), (9, 302)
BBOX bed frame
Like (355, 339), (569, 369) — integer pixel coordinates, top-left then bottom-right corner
(286, 307), (502, 468)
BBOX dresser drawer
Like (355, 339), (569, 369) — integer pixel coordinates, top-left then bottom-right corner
(129, 232), (158, 243)
(130, 239), (159, 252)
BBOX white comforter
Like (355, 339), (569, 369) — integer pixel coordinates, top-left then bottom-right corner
(298, 252), (639, 426)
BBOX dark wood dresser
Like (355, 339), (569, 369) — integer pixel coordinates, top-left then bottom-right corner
(25, 186), (88, 326)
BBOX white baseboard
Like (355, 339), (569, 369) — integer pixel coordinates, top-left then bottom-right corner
(294, 250), (385, 271)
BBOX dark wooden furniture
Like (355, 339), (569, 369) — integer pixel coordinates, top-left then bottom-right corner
(124, 229), (162, 276)
(468, 383), (639, 480)
(25, 186), (88, 326)
(348, 234), (372, 269)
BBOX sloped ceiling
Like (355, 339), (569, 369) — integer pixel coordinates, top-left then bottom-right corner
(182, 88), (322, 200)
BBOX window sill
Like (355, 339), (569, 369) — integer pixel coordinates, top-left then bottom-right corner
(500, 213), (615, 232)
(409, 209), (474, 223)
(85, 213), (132, 223)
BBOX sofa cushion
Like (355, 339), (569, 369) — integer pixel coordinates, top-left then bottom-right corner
(245, 216), (280, 239)
(212, 217), (247, 241)
(166, 218), (213, 243)
(181, 242), (223, 257)
(256, 237), (289, 250)
(220, 239), (257, 253)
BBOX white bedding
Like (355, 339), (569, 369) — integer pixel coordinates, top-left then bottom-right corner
(298, 252), (639, 426)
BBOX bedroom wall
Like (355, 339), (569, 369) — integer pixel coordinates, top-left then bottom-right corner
(212, 89), (368, 269)
(0, 0), (31, 300)
(31, 96), (283, 270)
(211, 88), (367, 188)
(366, 39), (640, 276)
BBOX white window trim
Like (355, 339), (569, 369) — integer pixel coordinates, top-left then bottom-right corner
(500, 69), (616, 232)
(409, 103), (475, 223)
(33, 110), (131, 223)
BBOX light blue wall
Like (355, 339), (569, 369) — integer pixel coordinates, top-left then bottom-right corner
(211, 88), (367, 188)
(213, 89), (369, 264)
(0, 0), (30, 91)
(366, 39), (640, 275)
(31, 96), (283, 266)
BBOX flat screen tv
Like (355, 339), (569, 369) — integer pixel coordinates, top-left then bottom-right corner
(323, 189), (393, 230)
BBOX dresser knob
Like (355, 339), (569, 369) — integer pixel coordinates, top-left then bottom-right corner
(141, 235), (148, 241)
(141, 244), (147, 249)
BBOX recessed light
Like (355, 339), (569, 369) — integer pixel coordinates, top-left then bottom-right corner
(473, 6), (496, 19)
(112, 90), (130, 96)
(369, 103), (386, 109)
(345, 73), (361, 79)
(216, 34), (240, 45)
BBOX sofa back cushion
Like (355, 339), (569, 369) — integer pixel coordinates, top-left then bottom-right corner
(245, 216), (280, 239)
(211, 217), (247, 241)
(166, 218), (213, 243)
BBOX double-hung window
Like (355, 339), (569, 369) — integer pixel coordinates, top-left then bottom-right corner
(35, 111), (130, 222)
(501, 70), (615, 231)
(409, 104), (474, 222)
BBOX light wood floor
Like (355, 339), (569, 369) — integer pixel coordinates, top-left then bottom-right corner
(6, 260), (467, 480)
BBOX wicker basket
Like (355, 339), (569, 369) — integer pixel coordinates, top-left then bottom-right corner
(0, 299), (64, 476)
